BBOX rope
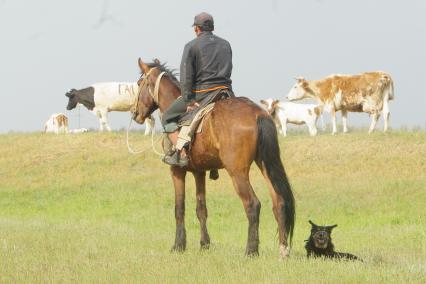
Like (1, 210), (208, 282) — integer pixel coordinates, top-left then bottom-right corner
(126, 117), (164, 157)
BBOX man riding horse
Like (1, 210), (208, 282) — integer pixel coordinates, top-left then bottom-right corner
(162, 12), (234, 167)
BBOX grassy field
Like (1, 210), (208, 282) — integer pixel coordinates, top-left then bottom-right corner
(0, 130), (425, 283)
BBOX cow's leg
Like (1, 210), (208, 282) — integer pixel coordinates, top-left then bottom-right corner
(281, 117), (287, 137)
(320, 114), (326, 131)
(331, 109), (337, 135)
(368, 112), (380, 134)
(383, 99), (390, 132)
(341, 110), (348, 133)
(144, 117), (155, 136)
(307, 120), (317, 136)
(144, 117), (151, 135)
(171, 166), (187, 252)
(193, 171), (210, 250)
(99, 110), (111, 132)
(93, 109), (104, 131)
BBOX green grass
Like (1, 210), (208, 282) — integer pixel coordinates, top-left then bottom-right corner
(0, 130), (425, 283)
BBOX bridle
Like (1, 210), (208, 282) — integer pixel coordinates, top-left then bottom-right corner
(132, 67), (166, 119)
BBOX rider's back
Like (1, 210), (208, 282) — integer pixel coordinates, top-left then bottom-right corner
(183, 31), (232, 92)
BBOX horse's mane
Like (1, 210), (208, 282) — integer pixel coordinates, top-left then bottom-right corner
(145, 59), (180, 91)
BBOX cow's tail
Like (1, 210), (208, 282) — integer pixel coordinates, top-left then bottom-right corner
(256, 115), (295, 245)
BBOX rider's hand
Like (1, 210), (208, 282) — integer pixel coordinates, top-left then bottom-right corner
(186, 102), (199, 112)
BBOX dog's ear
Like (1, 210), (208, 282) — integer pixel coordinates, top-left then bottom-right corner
(309, 220), (317, 228)
(326, 224), (338, 232)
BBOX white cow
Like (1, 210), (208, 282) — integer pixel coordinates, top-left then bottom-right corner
(44, 113), (68, 134)
(65, 82), (155, 134)
(260, 99), (324, 136)
(68, 128), (89, 134)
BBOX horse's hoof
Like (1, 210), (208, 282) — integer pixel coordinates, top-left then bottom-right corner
(245, 250), (259, 257)
(200, 243), (210, 250)
(171, 244), (186, 253)
(200, 239), (210, 250)
(279, 245), (290, 260)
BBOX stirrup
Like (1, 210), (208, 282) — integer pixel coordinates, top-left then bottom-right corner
(162, 150), (188, 167)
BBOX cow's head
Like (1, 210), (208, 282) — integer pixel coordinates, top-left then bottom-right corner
(260, 98), (280, 117)
(287, 77), (313, 101)
(65, 89), (78, 110)
(308, 220), (337, 249)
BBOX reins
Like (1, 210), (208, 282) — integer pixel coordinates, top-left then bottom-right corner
(126, 116), (164, 156)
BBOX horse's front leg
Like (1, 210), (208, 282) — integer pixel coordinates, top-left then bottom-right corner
(193, 171), (210, 250)
(171, 166), (187, 252)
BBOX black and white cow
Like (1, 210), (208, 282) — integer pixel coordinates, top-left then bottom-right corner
(65, 82), (155, 134)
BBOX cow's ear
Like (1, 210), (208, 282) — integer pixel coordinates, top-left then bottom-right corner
(295, 76), (305, 83)
(260, 99), (267, 105)
(138, 58), (150, 74)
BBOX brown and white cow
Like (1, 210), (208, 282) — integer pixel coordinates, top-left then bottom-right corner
(286, 71), (394, 134)
(44, 113), (69, 134)
(260, 98), (324, 136)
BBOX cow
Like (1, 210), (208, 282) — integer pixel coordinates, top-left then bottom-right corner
(286, 71), (394, 134)
(260, 99), (324, 136)
(44, 113), (68, 134)
(68, 128), (89, 134)
(65, 82), (155, 134)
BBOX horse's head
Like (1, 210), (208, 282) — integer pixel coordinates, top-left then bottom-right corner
(65, 89), (78, 110)
(132, 58), (162, 124)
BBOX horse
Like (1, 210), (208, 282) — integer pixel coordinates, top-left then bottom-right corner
(65, 82), (155, 134)
(132, 58), (295, 258)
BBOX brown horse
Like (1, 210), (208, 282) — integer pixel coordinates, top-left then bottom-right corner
(132, 58), (295, 258)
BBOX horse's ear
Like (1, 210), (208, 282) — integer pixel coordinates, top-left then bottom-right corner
(260, 99), (267, 105)
(153, 58), (160, 64)
(138, 58), (149, 73)
(272, 99), (280, 108)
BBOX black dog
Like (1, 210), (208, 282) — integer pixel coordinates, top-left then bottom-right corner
(305, 220), (361, 261)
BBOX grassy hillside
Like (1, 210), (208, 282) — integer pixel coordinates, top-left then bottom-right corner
(0, 131), (425, 283)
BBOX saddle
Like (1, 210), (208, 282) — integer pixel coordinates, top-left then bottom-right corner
(173, 88), (233, 150)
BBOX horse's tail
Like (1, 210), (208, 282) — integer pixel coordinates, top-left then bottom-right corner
(256, 115), (295, 245)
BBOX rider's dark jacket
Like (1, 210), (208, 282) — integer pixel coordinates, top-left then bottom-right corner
(180, 31), (233, 103)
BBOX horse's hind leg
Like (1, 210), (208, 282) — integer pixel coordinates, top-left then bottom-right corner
(256, 162), (290, 259)
(228, 171), (261, 256)
(171, 166), (187, 252)
(193, 171), (210, 249)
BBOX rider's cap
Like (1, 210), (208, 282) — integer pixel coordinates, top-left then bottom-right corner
(192, 12), (214, 31)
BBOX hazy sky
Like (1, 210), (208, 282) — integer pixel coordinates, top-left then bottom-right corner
(1, 0), (425, 133)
